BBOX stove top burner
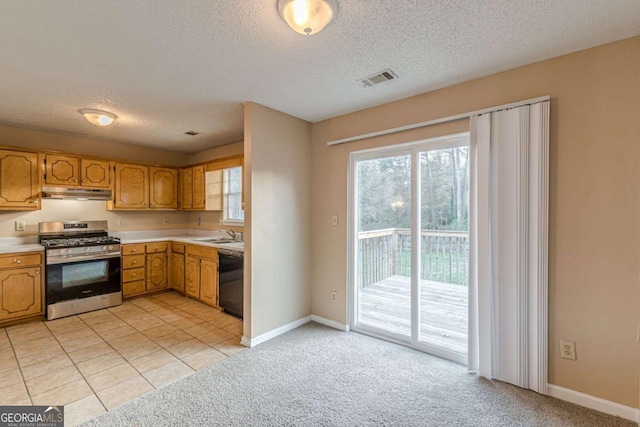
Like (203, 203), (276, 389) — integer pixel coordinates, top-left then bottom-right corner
(41, 236), (121, 249)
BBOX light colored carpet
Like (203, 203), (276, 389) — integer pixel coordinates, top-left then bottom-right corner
(83, 323), (634, 426)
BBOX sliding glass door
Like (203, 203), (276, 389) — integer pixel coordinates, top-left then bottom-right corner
(352, 135), (469, 363)
(355, 152), (412, 337)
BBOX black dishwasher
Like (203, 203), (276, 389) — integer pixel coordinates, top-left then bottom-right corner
(218, 249), (244, 319)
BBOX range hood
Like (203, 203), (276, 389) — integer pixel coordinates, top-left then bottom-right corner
(42, 187), (113, 201)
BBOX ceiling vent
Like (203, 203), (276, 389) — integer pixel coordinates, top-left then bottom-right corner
(359, 69), (398, 88)
(184, 131), (199, 136)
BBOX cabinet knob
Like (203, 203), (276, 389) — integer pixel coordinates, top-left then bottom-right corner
(74, 179), (79, 182)
(132, 273), (137, 277)
(132, 249), (136, 253)
(132, 260), (137, 264)
(13, 259), (22, 264)
(35, 270), (40, 274)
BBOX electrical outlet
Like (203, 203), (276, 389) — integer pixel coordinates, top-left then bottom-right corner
(14, 221), (25, 232)
(331, 215), (338, 227)
(164, 218), (170, 224)
(117, 219), (125, 227)
(197, 217), (202, 226)
(560, 340), (576, 360)
(331, 291), (337, 302)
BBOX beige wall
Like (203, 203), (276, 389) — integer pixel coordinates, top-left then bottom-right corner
(311, 37), (640, 408)
(0, 124), (189, 166)
(188, 141), (243, 164)
(244, 102), (312, 338)
(0, 200), (190, 237)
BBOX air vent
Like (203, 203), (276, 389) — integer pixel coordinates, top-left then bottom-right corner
(359, 69), (398, 88)
(184, 131), (199, 136)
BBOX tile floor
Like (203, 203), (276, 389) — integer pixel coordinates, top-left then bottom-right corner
(0, 291), (245, 426)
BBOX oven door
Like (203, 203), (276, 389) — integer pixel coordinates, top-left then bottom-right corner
(46, 255), (122, 304)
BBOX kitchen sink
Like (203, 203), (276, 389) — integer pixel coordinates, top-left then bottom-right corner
(193, 237), (238, 244)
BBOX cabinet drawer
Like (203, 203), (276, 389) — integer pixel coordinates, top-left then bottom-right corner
(122, 254), (145, 269)
(186, 244), (218, 260)
(123, 267), (145, 283)
(171, 243), (185, 254)
(122, 245), (145, 256)
(0, 253), (42, 269)
(123, 280), (145, 297)
(146, 242), (167, 254)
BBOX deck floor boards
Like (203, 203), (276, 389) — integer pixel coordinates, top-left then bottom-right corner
(358, 275), (468, 354)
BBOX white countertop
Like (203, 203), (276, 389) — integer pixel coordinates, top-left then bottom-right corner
(112, 229), (245, 252)
(0, 229), (244, 255)
(0, 237), (44, 254)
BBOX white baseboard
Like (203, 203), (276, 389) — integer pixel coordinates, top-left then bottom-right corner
(241, 315), (311, 347)
(310, 314), (350, 331)
(547, 384), (639, 423)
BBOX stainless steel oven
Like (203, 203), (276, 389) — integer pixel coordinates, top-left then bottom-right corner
(39, 221), (122, 320)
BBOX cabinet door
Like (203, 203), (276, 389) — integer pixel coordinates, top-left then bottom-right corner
(192, 165), (205, 210)
(114, 163), (149, 209)
(181, 168), (193, 209)
(171, 252), (185, 292)
(146, 252), (168, 291)
(199, 258), (218, 307)
(0, 266), (43, 321)
(185, 255), (200, 298)
(45, 154), (80, 186)
(80, 159), (111, 188)
(0, 150), (40, 210)
(149, 167), (178, 209)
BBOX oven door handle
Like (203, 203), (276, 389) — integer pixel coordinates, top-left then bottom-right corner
(46, 252), (122, 265)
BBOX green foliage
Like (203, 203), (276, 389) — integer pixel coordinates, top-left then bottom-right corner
(357, 147), (469, 232)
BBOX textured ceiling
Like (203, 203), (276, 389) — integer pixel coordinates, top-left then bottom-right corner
(0, 1), (638, 153)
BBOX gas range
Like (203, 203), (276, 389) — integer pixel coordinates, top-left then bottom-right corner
(39, 221), (121, 263)
(39, 221), (123, 320)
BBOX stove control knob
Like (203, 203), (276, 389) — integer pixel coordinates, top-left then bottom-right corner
(66, 249), (72, 254)
(102, 246), (107, 252)
(108, 245), (114, 251)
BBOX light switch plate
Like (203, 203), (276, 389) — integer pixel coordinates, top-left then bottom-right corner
(332, 215), (338, 227)
(14, 221), (25, 231)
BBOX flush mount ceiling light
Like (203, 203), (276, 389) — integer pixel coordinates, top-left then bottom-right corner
(79, 109), (117, 127)
(277, 0), (337, 35)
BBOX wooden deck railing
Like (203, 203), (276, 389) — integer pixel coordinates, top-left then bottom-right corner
(357, 228), (469, 288)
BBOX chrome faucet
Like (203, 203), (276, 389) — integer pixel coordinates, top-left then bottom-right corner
(225, 229), (237, 240)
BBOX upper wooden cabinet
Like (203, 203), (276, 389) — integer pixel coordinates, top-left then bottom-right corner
(44, 154), (111, 188)
(113, 163), (149, 209)
(150, 167), (178, 209)
(0, 150), (40, 210)
(181, 165), (205, 210)
(81, 158), (112, 188)
(111, 163), (178, 210)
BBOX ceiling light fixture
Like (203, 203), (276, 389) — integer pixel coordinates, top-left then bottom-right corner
(277, 0), (337, 35)
(79, 109), (117, 127)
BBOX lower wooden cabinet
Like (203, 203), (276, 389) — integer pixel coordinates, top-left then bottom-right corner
(121, 242), (168, 297)
(146, 252), (168, 291)
(170, 243), (185, 293)
(122, 241), (220, 309)
(0, 252), (44, 323)
(184, 244), (219, 309)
